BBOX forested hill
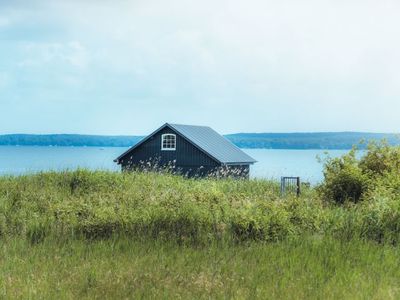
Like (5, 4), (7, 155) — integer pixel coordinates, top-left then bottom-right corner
(0, 134), (144, 147)
(0, 132), (398, 149)
(225, 132), (399, 149)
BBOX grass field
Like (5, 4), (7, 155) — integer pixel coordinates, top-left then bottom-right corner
(2, 169), (400, 298)
(2, 237), (400, 299)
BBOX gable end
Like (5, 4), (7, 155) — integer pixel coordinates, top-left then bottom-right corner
(115, 124), (221, 166)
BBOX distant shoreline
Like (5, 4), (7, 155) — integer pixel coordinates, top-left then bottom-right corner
(0, 132), (398, 150)
(0, 145), (354, 150)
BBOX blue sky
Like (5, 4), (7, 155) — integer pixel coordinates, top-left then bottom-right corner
(1, 0), (400, 135)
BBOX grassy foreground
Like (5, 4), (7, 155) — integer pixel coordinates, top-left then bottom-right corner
(2, 237), (400, 299)
(2, 170), (400, 298)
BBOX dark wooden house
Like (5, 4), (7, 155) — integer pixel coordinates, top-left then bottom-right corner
(114, 123), (257, 178)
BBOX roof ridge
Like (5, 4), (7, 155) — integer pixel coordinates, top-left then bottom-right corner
(168, 123), (211, 128)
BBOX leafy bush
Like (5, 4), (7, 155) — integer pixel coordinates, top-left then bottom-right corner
(319, 141), (400, 204)
(359, 141), (400, 177)
(318, 149), (369, 204)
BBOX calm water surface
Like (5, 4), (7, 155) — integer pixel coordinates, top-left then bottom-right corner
(0, 146), (349, 184)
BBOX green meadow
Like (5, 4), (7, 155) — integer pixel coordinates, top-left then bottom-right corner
(3, 236), (400, 299)
(2, 142), (400, 299)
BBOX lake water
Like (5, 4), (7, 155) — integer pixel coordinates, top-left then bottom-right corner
(0, 146), (349, 184)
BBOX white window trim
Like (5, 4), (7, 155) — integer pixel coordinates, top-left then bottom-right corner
(161, 134), (176, 151)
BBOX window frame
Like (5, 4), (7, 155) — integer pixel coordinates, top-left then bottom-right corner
(161, 133), (177, 151)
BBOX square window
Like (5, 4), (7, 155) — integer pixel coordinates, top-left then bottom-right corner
(161, 134), (176, 150)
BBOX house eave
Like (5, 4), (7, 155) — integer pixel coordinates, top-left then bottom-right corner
(223, 161), (257, 166)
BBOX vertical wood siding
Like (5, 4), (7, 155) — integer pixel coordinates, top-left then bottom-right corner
(120, 127), (218, 167)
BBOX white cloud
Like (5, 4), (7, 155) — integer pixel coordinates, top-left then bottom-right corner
(2, 0), (400, 133)
(17, 41), (89, 69)
(52, 0), (400, 87)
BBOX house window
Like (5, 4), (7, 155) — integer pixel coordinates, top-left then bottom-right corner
(161, 134), (176, 151)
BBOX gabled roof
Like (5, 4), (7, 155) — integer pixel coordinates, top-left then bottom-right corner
(115, 123), (257, 165)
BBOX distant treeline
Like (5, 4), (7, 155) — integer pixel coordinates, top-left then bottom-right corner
(0, 134), (144, 147)
(0, 132), (398, 149)
(226, 132), (400, 149)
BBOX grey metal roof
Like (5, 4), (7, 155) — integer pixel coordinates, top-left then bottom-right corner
(115, 123), (257, 164)
(168, 123), (256, 164)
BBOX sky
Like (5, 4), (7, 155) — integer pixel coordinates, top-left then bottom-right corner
(1, 0), (400, 135)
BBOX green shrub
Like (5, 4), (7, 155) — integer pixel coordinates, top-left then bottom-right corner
(319, 141), (400, 205)
(318, 149), (369, 204)
(359, 141), (400, 177)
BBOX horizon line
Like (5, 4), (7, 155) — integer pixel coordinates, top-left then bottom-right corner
(0, 131), (399, 136)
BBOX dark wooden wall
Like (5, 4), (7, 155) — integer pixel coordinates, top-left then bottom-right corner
(120, 126), (218, 168)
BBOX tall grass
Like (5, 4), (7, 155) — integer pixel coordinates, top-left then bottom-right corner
(2, 236), (400, 299)
(1, 169), (400, 244)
